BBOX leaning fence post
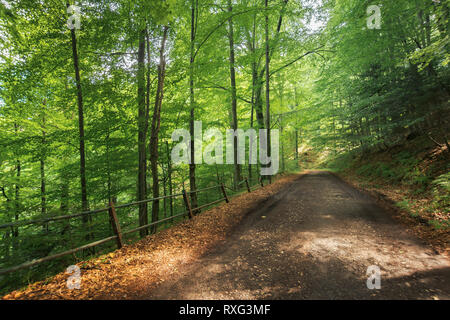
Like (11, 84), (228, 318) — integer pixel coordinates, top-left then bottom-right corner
(220, 183), (229, 203)
(245, 178), (251, 193)
(108, 202), (123, 249)
(182, 189), (193, 219)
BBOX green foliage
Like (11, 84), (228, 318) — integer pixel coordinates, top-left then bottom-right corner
(395, 199), (417, 218)
(432, 172), (450, 213)
(306, 0), (450, 155)
(0, 0), (315, 294)
(428, 219), (450, 231)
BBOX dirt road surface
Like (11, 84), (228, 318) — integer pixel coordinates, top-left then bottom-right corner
(143, 171), (450, 300)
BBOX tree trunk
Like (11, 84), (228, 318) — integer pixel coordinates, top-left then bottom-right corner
(60, 167), (69, 215)
(137, 28), (148, 238)
(264, 0), (272, 183)
(11, 123), (20, 252)
(68, 11), (91, 243)
(248, 13), (257, 181)
(14, 125), (20, 239)
(227, 0), (241, 189)
(150, 26), (169, 234)
(254, 75), (265, 129)
(249, 87), (254, 181)
(1, 187), (11, 259)
(280, 115), (285, 172)
(166, 141), (174, 217)
(189, 0), (199, 212)
(40, 101), (47, 232)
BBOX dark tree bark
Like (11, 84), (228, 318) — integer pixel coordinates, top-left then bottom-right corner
(1, 186), (11, 258)
(280, 115), (285, 172)
(227, 0), (241, 189)
(11, 123), (20, 252)
(166, 141), (174, 217)
(14, 126), (20, 238)
(68, 11), (91, 232)
(189, 0), (199, 212)
(248, 12), (257, 181)
(253, 73), (265, 129)
(149, 26), (169, 234)
(40, 102), (47, 231)
(60, 170), (69, 215)
(137, 28), (148, 238)
(264, 0), (272, 184)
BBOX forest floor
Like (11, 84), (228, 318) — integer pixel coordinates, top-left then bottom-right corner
(3, 171), (449, 299)
(2, 174), (299, 300)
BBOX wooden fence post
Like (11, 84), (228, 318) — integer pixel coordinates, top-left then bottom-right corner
(108, 202), (123, 249)
(220, 183), (229, 203)
(182, 190), (193, 219)
(245, 178), (251, 193)
(260, 178), (264, 187)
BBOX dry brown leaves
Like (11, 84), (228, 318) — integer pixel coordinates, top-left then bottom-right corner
(2, 174), (300, 300)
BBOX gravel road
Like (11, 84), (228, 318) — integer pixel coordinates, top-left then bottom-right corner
(145, 171), (450, 300)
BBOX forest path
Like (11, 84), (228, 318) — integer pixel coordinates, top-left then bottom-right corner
(143, 171), (450, 299)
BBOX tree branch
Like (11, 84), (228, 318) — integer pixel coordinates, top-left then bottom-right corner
(199, 83), (253, 104)
(193, 8), (261, 60)
(0, 186), (10, 201)
(269, 47), (325, 77)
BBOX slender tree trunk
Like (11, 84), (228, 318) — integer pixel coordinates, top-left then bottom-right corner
(264, 0), (272, 183)
(166, 141), (174, 217)
(145, 30), (151, 130)
(106, 122), (112, 203)
(40, 120), (47, 232)
(1, 187), (11, 259)
(254, 77), (265, 128)
(11, 123), (20, 252)
(249, 87), (255, 181)
(137, 28), (148, 237)
(189, 0), (199, 212)
(105, 122), (116, 235)
(40, 161), (46, 218)
(280, 115), (285, 172)
(248, 13), (257, 181)
(162, 165), (167, 218)
(294, 87), (300, 167)
(60, 169), (69, 215)
(68, 13), (91, 242)
(41, 101), (47, 229)
(14, 124), (20, 240)
(227, 0), (241, 189)
(278, 80), (285, 172)
(150, 26), (169, 234)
